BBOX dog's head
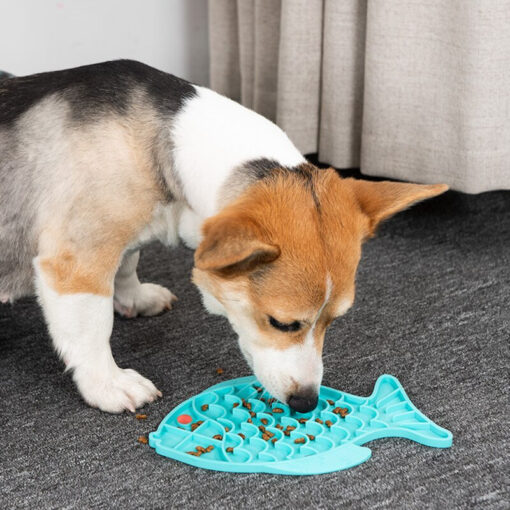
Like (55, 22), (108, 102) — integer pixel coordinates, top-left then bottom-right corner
(193, 166), (447, 412)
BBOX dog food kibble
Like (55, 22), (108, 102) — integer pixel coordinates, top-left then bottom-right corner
(333, 406), (349, 417)
(135, 413), (147, 420)
(191, 420), (204, 431)
(271, 438), (278, 444)
(260, 418), (269, 425)
(325, 420), (333, 428)
(276, 424), (283, 430)
(258, 425), (266, 432)
(250, 411), (256, 418)
(188, 444), (213, 456)
(262, 433), (271, 441)
(224, 426), (230, 432)
(247, 418), (253, 424)
(307, 434), (315, 441)
(327, 399), (335, 406)
(238, 433), (246, 440)
(212, 434), (223, 440)
(272, 407), (284, 413)
(137, 436), (148, 444)
(294, 437), (306, 444)
(216, 368), (224, 375)
(233, 403), (239, 408)
(298, 418), (308, 424)
(201, 404), (209, 411)
(283, 426), (294, 436)
(315, 418), (323, 424)
(266, 430), (275, 438)
(267, 398), (276, 405)
(226, 447), (234, 453)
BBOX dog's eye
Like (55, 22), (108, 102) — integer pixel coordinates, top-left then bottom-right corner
(268, 316), (301, 332)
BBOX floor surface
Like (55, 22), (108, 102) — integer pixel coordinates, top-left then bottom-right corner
(1, 187), (509, 509)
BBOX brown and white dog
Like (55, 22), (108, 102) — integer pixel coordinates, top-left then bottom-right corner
(0, 61), (448, 413)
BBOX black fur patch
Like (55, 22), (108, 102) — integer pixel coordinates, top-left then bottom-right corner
(0, 60), (196, 125)
(244, 159), (323, 210)
(243, 158), (282, 181)
(292, 163), (322, 210)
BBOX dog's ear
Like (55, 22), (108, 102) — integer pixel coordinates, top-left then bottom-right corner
(195, 213), (280, 276)
(348, 178), (449, 237)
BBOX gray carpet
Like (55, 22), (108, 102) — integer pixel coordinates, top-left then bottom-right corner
(1, 187), (509, 509)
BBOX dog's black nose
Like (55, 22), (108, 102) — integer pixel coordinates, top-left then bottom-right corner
(288, 390), (318, 413)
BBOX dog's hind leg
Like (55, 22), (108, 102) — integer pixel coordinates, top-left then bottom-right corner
(34, 250), (162, 413)
(113, 250), (177, 318)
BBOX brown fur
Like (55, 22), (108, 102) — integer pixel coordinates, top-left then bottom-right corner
(40, 247), (119, 296)
(195, 167), (448, 352)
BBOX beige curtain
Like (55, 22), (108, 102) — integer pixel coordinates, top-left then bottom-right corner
(208, 0), (510, 193)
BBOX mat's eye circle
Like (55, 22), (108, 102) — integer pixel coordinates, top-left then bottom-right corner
(268, 316), (301, 332)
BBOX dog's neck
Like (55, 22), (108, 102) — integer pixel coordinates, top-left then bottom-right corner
(167, 85), (306, 220)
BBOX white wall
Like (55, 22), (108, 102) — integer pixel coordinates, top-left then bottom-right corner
(0, 0), (209, 85)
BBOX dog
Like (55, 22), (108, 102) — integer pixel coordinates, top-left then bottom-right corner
(0, 60), (448, 413)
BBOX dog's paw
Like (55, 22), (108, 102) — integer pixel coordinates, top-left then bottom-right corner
(114, 283), (177, 318)
(74, 366), (162, 413)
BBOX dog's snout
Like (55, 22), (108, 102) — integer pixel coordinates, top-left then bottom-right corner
(287, 388), (318, 413)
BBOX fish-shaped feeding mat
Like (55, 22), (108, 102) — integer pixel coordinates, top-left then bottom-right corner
(149, 374), (452, 475)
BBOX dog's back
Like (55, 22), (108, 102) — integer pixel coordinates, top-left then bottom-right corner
(0, 60), (195, 300)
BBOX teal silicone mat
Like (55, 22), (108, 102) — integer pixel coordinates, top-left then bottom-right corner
(149, 374), (452, 475)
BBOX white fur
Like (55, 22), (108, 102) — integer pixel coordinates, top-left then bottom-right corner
(171, 86), (306, 219)
(198, 287), (228, 317)
(250, 344), (324, 404)
(114, 251), (177, 318)
(178, 205), (204, 249)
(34, 258), (161, 412)
(304, 275), (333, 348)
(133, 202), (182, 249)
(335, 296), (354, 317)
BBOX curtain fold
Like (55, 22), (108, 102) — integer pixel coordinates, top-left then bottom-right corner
(209, 0), (510, 193)
(320, 0), (367, 168)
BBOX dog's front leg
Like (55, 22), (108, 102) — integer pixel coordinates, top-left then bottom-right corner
(113, 250), (177, 318)
(34, 256), (161, 413)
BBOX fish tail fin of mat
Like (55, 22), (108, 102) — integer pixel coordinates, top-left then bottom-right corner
(149, 374), (453, 475)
